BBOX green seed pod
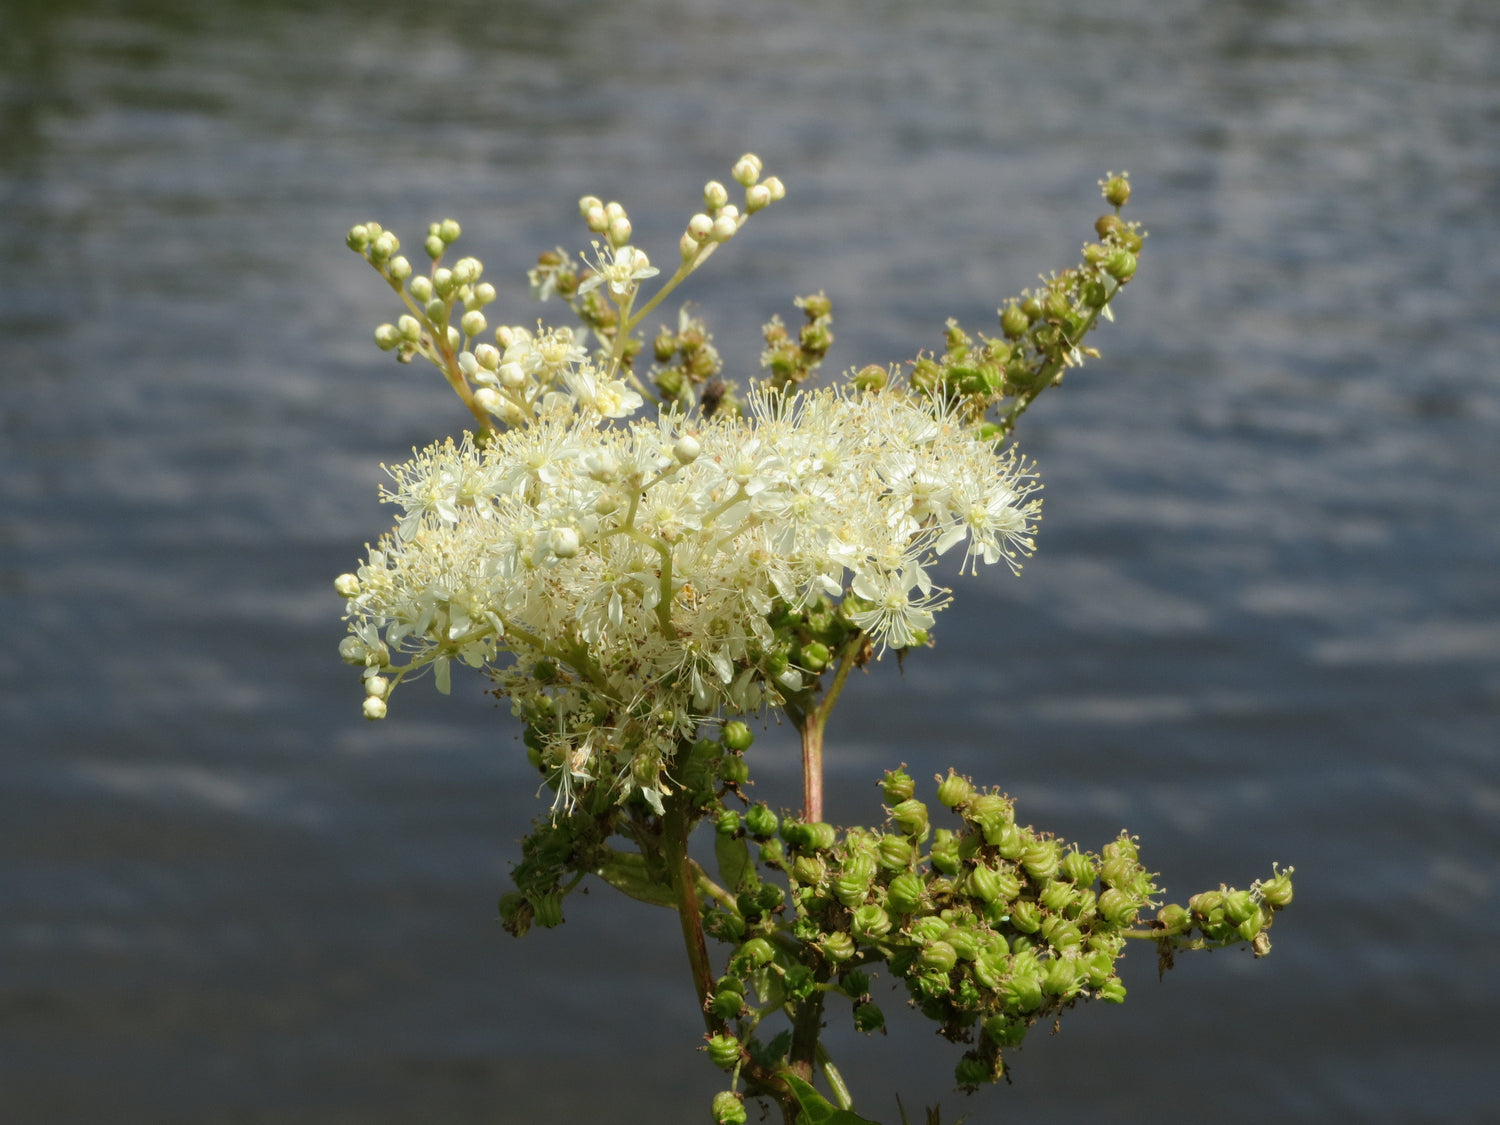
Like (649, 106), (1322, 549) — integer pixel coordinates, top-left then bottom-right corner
(890, 798), (930, 839)
(820, 931), (856, 963)
(955, 1054), (992, 1089)
(928, 830), (962, 875)
(992, 822), (1027, 860)
(792, 854), (826, 886)
(1000, 303), (1030, 339)
(877, 834), (915, 871)
(1040, 916), (1082, 952)
(711, 1090), (748, 1125)
(853, 1001), (885, 1033)
(1020, 839), (1060, 882)
(920, 940), (958, 974)
(1003, 968), (1045, 1013)
(1098, 976), (1127, 1003)
(966, 862), (1004, 904)
(756, 838), (785, 868)
(800, 640), (831, 671)
(1189, 890), (1225, 919)
(755, 883), (784, 913)
(1095, 213), (1124, 238)
(531, 891), (563, 929)
(1156, 902), (1191, 934)
(1039, 881), (1076, 914)
(1067, 887), (1098, 923)
(944, 926), (981, 962)
(715, 810), (741, 837)
(852, 363), (888, 392)
(1008, 899), (1041, 934)
(1236, 907), (1267, 943)
(721, 721), (754, 752)
(983, 1013), (1027, 1048)
(1101, 174), (1131, 208)
(1222, 889), (1257, 925)
(1060, 850), (1097, 885)
(1103, 249), (1137, 281)
(736, 937), (775, 967)
(706, 1033), (741, 1070)
(718, 754), (750, 786)
(935, 770), (975, 808)
(880, 766), (916, 804)
(909, 916), (950, 944)
(852, 904), (892, 940)
(970, 947), (1005, 989)
(1041, 954), (1081, 997)
(743, 803), (778, 839)
(1260, 870), (1294, 908)
(886, 871), (926, 915)
(1098, 887), (1140, 927)
(804, 822), (838, 851)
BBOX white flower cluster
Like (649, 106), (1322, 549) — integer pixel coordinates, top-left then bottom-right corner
(338, 385), (1040, 812)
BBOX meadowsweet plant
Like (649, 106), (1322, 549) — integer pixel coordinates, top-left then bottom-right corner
(336, 157), (1292, 1125)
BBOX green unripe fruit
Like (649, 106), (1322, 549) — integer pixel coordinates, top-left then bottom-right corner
(983, 1014), (1027, 1048)
(710, 988), (744, 1021)
(853, 1002), (885, 1033)
(1222, 889), (1257, 925)
(821, 931), (856, 962)
(1020, 839), (1060, 882)
(1156, 902), (1191, 934)
(1085, 948), (1115, 988)
(1102, 174), (1131, 208)
(955, 1055), (992, 1088)
(1099, 854), (1138, 890)
(531, 891), (563, 929)
(909, 916), (949, 944)
(755, 883), (784, 913)
(712, 1090), (748, 1125)
(967, 863), (1004, 904)
(880, 766), (915, 804)
(971, 948), (1006, 990)
(852, 363), (888, 391)
(757, 838), (785, 867)
(1041, 954), (1080, 997)
(929, 831), (962, 875)
(1097, 975), (1127, 1003)
(1261, 870), (1294, 908)
(1000, 303), (1030, 339)
(1009, 899), (1041, 933)
(1003, 968), (1045, 1013)
(1039, 880), (1077, 914)
(945, 927), (981, 962)
(706, 1034), (741, 1070)
(1060, 850), (1096, 885)
(887, 871), (926, 915)
(1189, 890), (1224, 919)
(736, 937), (775, 967)
(1098, 887), (1140, 927)
(1040, 916), (1082, 952)
(800, 640), (831, 671)
(792, 854), (827, 886)
(1095, 213), (1124, 238)
(936, 770), (975, 808)
(721, 721), (754, 752)
(654, 366), (685, 399)
(1236, 907), (1267, 943)
(877, 834), (914, 871)
(920, 940), (958, 973)
(718, 754), (750, 786)
(991, 822), (1026, 859)
(852, 904), (892, 940)
(715, 810), (741, 836)
(891, 798), (930, 839)
(1104, 249), (1137, 281)
(744, 804), (778, 839)
(804, 822), (837, 851)
(653, 331), (676, 362)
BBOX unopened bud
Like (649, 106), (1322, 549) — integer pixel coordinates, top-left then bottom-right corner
(362, 695), (387, 720)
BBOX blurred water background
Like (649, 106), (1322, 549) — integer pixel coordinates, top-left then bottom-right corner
(2, 0), (1497, 1121)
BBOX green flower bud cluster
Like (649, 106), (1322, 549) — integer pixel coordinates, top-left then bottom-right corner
(761, 292), (835, 393)
(1149, 864), (1295, 966)
(651, 309), (726, 413)
(907, 174), (1145, 444)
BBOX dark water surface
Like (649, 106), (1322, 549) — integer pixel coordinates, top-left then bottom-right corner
(2, 1), (1498, 1122)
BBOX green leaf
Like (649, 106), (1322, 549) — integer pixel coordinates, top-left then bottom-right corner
(784, 1075), (882, 1125)
(715, 831), (753, 893)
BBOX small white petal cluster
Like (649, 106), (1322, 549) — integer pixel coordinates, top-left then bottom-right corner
(340, 388), (1039, 811)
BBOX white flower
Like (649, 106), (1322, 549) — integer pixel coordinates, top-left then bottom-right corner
(577, 243), (659, 297)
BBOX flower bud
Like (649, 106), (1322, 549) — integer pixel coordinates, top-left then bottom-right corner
(731, 153), (762, 186)
(711, 1090), (747, 1125)
(334, 573), (361, 598)
(498, 362), (526, 390)
(673, 434), (701, 463)
(880, 766), (915, 804)
(584, 204), (608, 233)
(548, 527), (580, 558)
(363, 675), (389, 699)
(711, 214), (737, 242)
(744, 183), (771, 213)
(362, 696), (387, 720)
(703, 180), (730, 211)
(387, 255), (412, 282)
(460, 310), (486, 338)
(346, 224), (371, 252)
(721, 721), (754, 752)
(762, 176), (786, 202)
(607, 215), (632, 248)
(370, 232), (397, 264)
(423, 234), (445, 261)
(706, 1034), (741, 1070)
